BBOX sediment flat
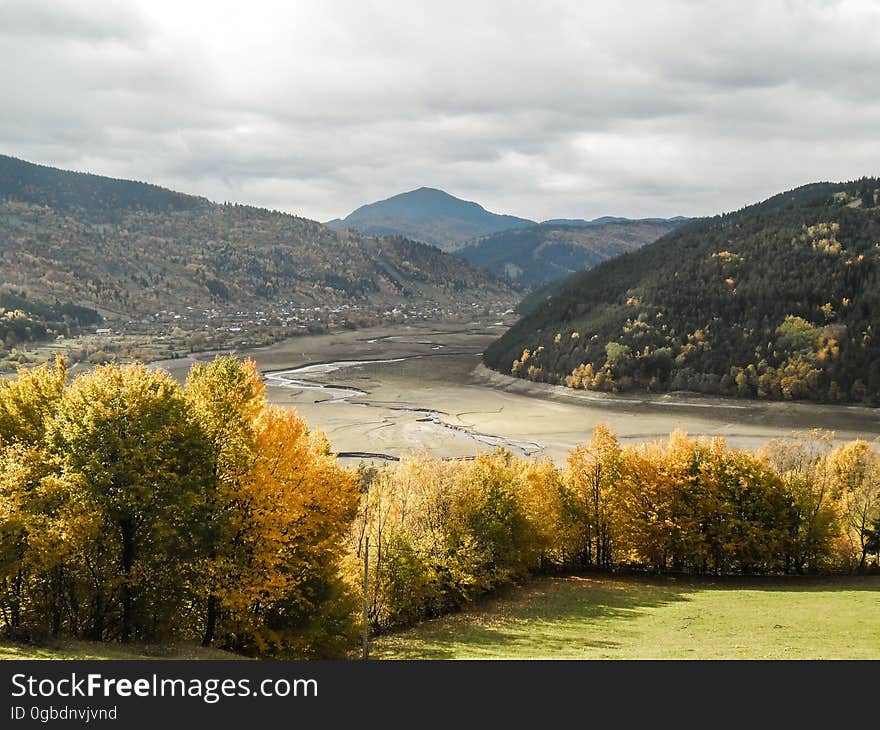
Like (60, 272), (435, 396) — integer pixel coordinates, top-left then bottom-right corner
(157, 320), (880, 465)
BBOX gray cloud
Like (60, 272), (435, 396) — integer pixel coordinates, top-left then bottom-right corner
(0, 0), (146, 42)
(1, 0), (879, 221)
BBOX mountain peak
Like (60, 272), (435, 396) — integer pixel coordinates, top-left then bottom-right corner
(327, 188), (535, 251)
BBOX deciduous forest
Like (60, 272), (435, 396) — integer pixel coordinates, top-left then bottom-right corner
(2, 358), (878, 656)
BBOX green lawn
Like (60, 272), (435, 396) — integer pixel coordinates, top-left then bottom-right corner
(4, 576), (876, 660)
(0, 639), (240, 661)
(371, 574), (880, 659)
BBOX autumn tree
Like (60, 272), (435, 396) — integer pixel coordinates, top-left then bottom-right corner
(761, 432), (844, 572)
(352, 456), (454, 628)
(564, 425), (621, 568)
(352, 451), (555, 632)
(614, 439), (678, 570)
(0, 356), (67, 447)
(214, 405), (359, 657)
(0, 358), (72, 632)
(47, 363), (212, 641)
(186, 357), (359, 656)
(828, 440), (880, 571)
(184, 357), (265, 646)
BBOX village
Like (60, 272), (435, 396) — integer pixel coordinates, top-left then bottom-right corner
(0, 298), (511, 373)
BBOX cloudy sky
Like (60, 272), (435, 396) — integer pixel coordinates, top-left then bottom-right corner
(2, 0), (879, 222)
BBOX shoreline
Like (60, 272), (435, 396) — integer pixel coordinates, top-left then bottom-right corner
(470, 362), (880, 426)
(150, 324), (880, 425)
(131, 321), (880, 463)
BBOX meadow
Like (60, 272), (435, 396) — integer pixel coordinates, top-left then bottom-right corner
(5, 574), (876, 660)
(372, 574), (880, 660)
(0, 639), (238, 661)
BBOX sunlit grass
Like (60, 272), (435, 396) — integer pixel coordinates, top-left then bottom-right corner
(372, 574), (880, 659)
(4, 576), (877, 660)
(0, 639), (242, 661)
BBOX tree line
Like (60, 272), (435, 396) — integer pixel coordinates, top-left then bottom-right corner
(355, 427), (880, 632)
(1, 357), (878, 653)
(0, 289), (101, 354)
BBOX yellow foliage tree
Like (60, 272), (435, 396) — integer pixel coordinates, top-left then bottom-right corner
(186, 357), (359, 656)
(216, 405), (359, 656)
(564, 425), (622, 567)
(828, 440), (880, 571)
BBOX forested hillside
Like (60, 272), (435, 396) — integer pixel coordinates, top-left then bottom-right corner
(458, 218), (683, 288)
(0, 157), (513, 333)
(0, 154), (204, 217)
(486, 179), (880, 404)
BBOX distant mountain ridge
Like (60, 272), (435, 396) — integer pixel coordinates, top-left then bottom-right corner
(458, 218), (685, 289)
(542, 215), (689, 227)
(327, 187), (535, 251)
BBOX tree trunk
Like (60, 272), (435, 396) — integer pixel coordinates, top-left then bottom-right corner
(120, 518), (135, 643)
(88, 593), (105, 641)
(8, 568), (24, 628)
(202, 594), (219, 646)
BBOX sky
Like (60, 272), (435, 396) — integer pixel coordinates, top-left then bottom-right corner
(2, 0), (880, 222)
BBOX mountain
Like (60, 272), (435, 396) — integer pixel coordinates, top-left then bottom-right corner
(0, 156), (515, 352)
(326, 187), (535, 251)
(457, 218), (685, 289)
(542, 215), (689, 227)
(485, 178), (880, 405)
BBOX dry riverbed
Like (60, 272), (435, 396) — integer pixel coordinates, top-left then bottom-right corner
(156, 320), (880, 465)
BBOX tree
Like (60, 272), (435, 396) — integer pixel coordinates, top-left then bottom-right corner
(761, 433), (844, 572)
(0, 445), (96, 634)
(604, 342), (632, 377)
(218, 405), (358, 656)
(0, 358), (74, 633)
(47, 363), (212, 641)
(565, 425), (621, 568)
(184, 357), (265, 646)
(615, 439), (678, 571)
(186, 358), (358, 656)
(828, 440), (880, 571)
(0, 357), (67, 447)
(241, 406), (359, 656)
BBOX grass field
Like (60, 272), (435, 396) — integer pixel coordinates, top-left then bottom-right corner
(0, 639), (240, 661)
(2, 575), (876, 660)
(372, 574), (880, 659)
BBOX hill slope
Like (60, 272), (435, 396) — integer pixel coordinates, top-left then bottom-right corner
(457, 219), (684, 289)
(485, 179), (880, 404)
(0, 156), (515, 348)
(326, 187), (534, 251)
(0, 154), (204, 217)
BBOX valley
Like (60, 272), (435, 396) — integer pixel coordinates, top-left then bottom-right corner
(4, 0), (880, 675)
(158, 321), (880, 466)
